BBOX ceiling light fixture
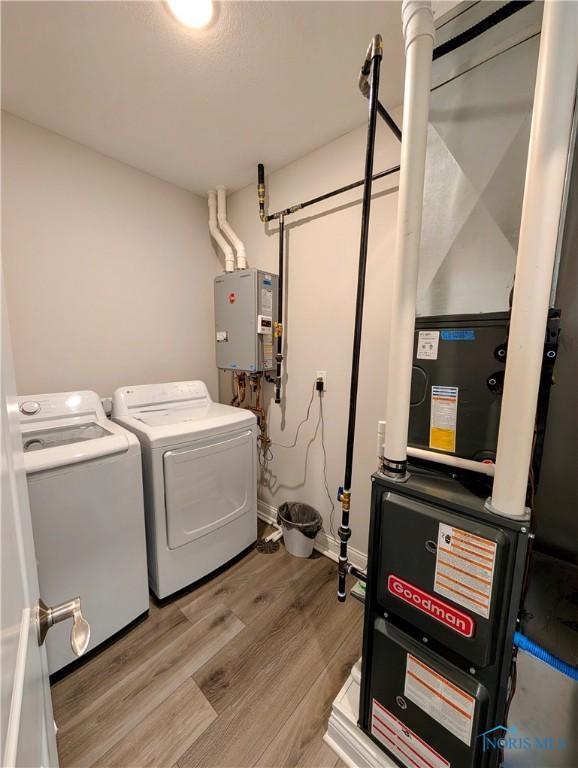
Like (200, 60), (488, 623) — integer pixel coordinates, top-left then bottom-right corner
(166, 0), (214, 29)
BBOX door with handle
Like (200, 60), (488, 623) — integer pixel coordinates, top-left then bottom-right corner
(1, 284), (89, 767)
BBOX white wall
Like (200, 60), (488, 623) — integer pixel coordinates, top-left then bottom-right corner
(2, 112), (220, 398)
(226, 116), (402, 561)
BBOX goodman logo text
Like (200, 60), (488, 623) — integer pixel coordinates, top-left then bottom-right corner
(387, 575), (475, 638)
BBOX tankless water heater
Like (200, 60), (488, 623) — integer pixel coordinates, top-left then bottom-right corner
(214, 268), (278, 372)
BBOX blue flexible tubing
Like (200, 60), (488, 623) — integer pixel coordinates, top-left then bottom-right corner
(514, 632), (578, 681)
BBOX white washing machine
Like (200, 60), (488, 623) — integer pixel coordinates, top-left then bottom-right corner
(19, 391), (149, 674)
(112, 381), (258, 599)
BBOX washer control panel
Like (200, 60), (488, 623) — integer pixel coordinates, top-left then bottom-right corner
(17, 392), (104, 421)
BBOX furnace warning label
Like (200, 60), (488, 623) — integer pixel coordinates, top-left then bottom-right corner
(404, 655), (475, 746)
(371, 699), (450, 768)
(435, 523), (496, 619)
(429, 386), (458, 453)
(417, 330), (439, 360)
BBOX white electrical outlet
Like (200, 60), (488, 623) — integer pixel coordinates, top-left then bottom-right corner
(316, 371), (327, 391)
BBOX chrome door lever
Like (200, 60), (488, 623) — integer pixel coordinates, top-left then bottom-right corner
(37, 597), (90, 657)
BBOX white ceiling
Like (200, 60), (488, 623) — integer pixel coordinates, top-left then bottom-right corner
(1, 1), (405, 195)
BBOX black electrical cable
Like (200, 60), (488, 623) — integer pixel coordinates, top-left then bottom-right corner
(265, 385), (337, 533)
(269, 383), (316, 450)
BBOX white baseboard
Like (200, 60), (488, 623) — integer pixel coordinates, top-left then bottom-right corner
(257, 499), (367, 571)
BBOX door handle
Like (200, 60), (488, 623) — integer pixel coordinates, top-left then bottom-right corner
(37, 597), (90, 657)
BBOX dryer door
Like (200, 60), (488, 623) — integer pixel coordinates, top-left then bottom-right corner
(163, 428), (255, 550)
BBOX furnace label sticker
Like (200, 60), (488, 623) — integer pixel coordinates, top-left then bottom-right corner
(434, 523), (496, 619)
(417, 330), (440, 360)
(429, 386), (458, 453)
(371, 699), (450, 768)
(441, 329), (476, 341)
(404, 654), (476, 746)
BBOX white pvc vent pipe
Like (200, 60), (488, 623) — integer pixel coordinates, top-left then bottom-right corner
(489, 0), (578, 519)
(408, 447), (495, 477)
(383, 0), (434, 471)
(208, 190), (235, 272)
(377, 421), (495, 477)
(217, 186), (247, 270)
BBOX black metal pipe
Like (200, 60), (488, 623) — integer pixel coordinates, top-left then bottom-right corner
(263, 164), (400, 223)
(274, 215), (285, 404)
(257, 32), (398, 228)
(359, 34), (401, 144)
(338, 40), (382, 602)
(258, 163), (266, 223)
(377, 101), (402, 142)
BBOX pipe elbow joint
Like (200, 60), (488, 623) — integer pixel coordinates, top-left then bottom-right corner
(371, 34), (383, 60)
(358, 35), (382, 97)
(358, 73), (370, 98)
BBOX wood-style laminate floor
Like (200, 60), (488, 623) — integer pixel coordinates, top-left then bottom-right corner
(51, 523), (363, 768)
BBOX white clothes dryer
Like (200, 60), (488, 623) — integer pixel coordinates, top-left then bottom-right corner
(112, 381), (257, 599)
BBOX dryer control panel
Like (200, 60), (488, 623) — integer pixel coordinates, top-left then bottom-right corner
(112, 381), (211, 416)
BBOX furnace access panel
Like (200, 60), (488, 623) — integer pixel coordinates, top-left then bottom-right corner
(214, 268), (278, 372)
(360, 470), (529, 768)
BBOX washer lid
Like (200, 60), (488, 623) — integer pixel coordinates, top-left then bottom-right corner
(22, 422), (111, 451)
(21, 419), (131, 473)
(18, 390), (135, 473)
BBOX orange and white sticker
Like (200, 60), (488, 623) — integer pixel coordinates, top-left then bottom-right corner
(434, 523), (496, 619)
(404, 654), (475, 746)
(371, 699), (450, 768)
(429, 386), (458, 453)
